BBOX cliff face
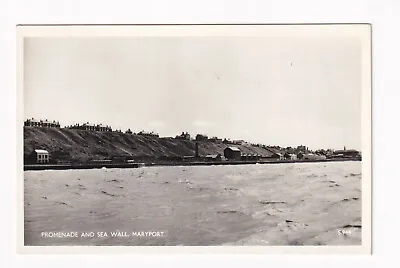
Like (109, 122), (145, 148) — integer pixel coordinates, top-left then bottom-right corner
(24, 127), (274, 163)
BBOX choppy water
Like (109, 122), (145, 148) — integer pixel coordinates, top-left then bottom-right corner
(24, 162), (362, 246)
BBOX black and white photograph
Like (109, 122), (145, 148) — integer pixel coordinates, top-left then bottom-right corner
(18, 25), (371, 252)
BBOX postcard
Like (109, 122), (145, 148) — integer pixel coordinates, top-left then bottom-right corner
(17, 24), (371, 254)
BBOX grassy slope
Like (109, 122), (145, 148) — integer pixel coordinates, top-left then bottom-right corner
(24, 127), (274, 162)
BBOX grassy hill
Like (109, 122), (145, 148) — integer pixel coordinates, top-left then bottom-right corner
(24, 127), (275, 163)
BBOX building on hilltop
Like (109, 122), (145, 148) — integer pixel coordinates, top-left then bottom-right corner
(223, 138), (236, 145)
(137, 130), (159, 138)
(175, 132), (191, 140)
(224, 146), (241, 160)
(24, 118), (41, 127)
(82, 122), (96, 131)
(24, 118), (60, 128)
(96, 124), (112, 132)
(209, 136), (222, 142)
(41, 119), (60, 128)
(195, 134), (208, 141)
(67, 122), (112, 132)
(67, 123), (82, 130)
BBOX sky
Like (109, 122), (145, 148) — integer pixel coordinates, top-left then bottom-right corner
(24, 36), (362, 150)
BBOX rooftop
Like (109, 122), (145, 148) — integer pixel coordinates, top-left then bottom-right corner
(226, 146), (241, 152)
(34, 149), (49, 154)
(83, 123), (97, 127)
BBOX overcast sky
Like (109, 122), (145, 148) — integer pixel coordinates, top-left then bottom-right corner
(24, 36), (362, 150)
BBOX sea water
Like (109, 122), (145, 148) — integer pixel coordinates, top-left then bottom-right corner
(24, 161), (362, 246)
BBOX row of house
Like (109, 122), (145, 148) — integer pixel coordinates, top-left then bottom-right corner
(24, 119), (231, 143)
(66, 123), (159, 135)
(173, 133), (225, 142)
(24, 118), (60, 128)
(175, 133), (224, 142)
(136, 131), (160, 138)
(25, 118), (153, 135)
(67, 122), (113, 132)
(123, 129), (160, 137)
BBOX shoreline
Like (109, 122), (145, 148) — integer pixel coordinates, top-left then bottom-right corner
(24, 158), (361, 171)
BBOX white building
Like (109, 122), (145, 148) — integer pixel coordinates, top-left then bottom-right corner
(33, 149), (50, 164)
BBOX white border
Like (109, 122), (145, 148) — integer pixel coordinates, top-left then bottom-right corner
(16, 25), (371, 255)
